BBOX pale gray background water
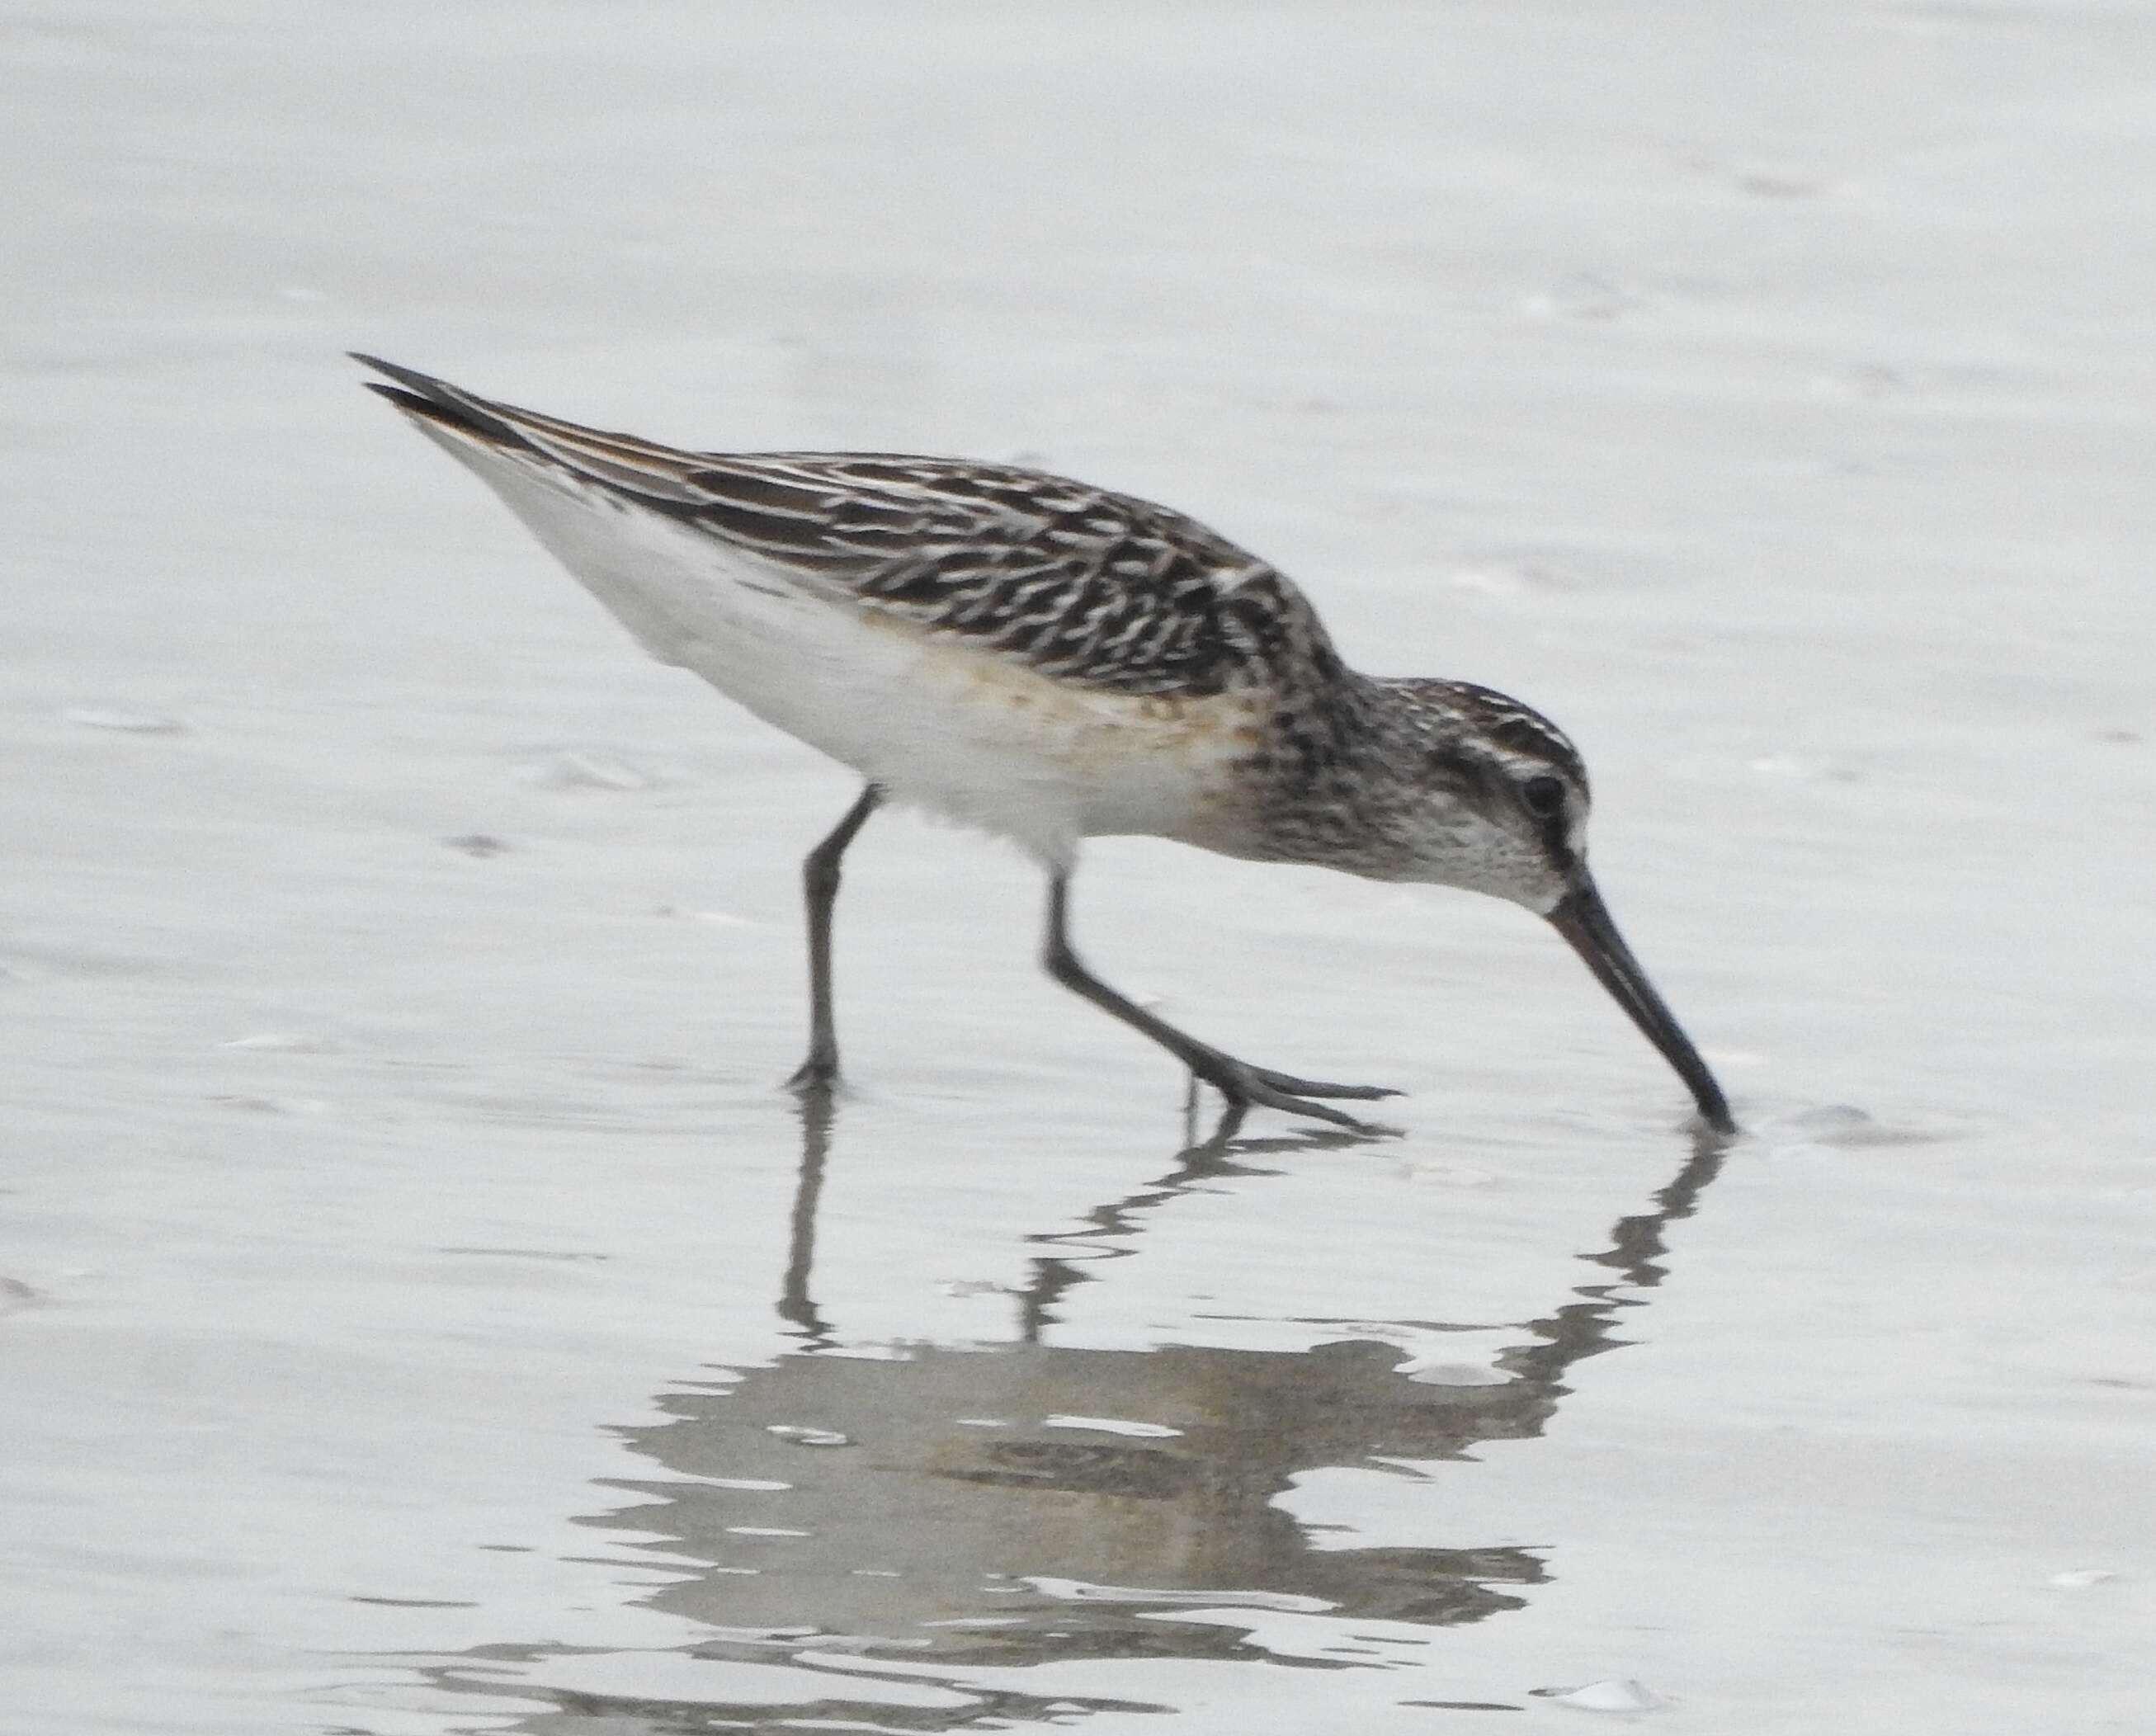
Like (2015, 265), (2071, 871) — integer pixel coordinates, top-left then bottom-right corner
(4, 2), (2154, 1731)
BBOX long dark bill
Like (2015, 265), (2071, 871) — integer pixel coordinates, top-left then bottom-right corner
(1546, 879), (1735, 1135)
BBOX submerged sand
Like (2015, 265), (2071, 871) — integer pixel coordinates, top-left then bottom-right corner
(3, 2), (2153, 1731)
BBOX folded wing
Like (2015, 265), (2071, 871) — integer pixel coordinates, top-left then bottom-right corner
(354, 355), (1335, 699)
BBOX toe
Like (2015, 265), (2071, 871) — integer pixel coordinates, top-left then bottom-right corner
(1247, 1066), (1403, 1102)
(1223, 1068), (1393, 1134)
(786, 1057), (841, 1092)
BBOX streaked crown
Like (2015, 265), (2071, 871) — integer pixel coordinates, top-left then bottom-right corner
(1375, 677), (1591, 912)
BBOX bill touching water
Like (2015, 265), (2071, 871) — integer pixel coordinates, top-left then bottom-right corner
(5, 2), (2152, 1732)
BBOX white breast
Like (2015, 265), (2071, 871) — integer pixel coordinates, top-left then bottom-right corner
(436, 435), (1266, 866)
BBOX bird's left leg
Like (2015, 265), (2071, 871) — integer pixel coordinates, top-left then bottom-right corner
(786, 782), (883, 1091)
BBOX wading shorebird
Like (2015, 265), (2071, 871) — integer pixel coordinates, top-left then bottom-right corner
(356, 356), (1734, 1135)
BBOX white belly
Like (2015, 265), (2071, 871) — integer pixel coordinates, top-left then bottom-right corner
(454, 447), (1265, 866)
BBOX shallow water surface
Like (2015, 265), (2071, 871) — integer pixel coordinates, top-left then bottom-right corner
(5, 2), (2154, 1733)
(401, 1120), (1724, 1730)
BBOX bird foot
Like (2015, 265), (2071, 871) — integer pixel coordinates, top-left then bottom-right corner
(1201, 1061), (1402, 1134)
(785, 1052), (842, 1094)
(1243, 1065), (1401, 1102)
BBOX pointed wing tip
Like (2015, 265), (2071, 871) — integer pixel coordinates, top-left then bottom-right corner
(350, 356), (520, 449)
(360, 379), (431, 415)
(350, 352), (448, 397)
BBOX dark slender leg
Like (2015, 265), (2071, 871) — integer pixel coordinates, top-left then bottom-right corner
(786, 783), (882, 1091)
(1039, 873), (1399, 1131)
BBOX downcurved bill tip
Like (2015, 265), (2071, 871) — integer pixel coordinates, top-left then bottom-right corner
(1546, 880), (1736, 1135)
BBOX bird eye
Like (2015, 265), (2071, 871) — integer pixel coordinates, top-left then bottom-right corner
(1519, 775), (1566, 818)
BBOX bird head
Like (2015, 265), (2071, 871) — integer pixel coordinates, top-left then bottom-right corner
(1380, 679), (1734, 1135)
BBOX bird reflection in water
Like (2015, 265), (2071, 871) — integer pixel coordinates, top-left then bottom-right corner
(433, 1098), (1729, 1729)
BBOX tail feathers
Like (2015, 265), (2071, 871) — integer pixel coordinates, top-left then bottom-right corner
(350, 353), (711, 505)
(351, 352), (526, 445)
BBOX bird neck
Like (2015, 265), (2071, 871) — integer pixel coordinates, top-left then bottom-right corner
(1243, 662), (1419, 876)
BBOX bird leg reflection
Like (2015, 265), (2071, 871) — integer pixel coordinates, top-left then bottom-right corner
(776, 1085), (837, 1349)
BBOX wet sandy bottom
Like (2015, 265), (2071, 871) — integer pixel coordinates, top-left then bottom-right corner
(5, 2), (2154, 1732)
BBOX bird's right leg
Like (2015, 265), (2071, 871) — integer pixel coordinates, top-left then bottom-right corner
(1039, 872), (1395, 1131)
(786, 783), (882, 1092)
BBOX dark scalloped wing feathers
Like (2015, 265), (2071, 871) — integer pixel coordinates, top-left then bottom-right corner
(353, 355), (1335, 698)
(662, 451), (1328, 696)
